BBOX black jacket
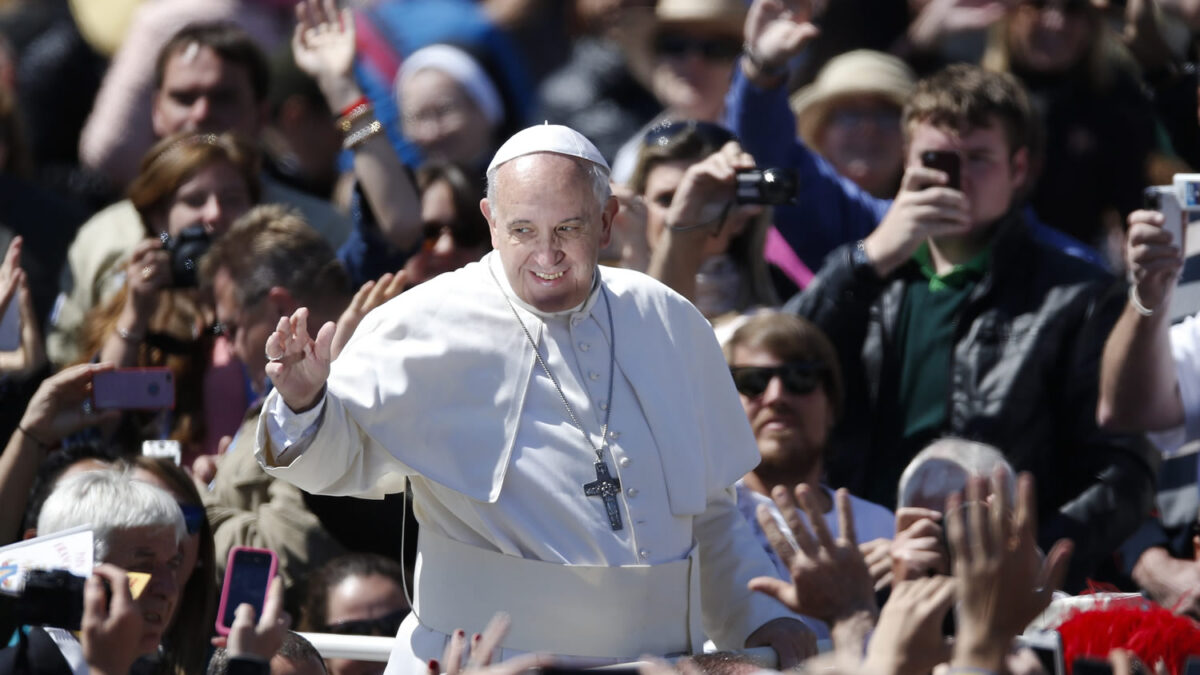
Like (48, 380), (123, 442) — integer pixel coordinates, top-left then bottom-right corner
(786, 212), (1160, 590)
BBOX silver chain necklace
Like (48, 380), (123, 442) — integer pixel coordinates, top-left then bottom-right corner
(489, 264), (624, 530)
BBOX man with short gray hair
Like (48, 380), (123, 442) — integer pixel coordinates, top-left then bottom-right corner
(256, 123), (812, 672)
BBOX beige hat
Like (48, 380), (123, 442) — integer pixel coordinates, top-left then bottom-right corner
(655, 0), (745, 36)
(789, 50), (917, 147)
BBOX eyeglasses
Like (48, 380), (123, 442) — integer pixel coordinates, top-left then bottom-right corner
(323, 607), (409, 636)
(178, 502), (205, 535)
(643, 119), (737, 150)
(653, 33), (742, 61)
(729, 362), (826, 398)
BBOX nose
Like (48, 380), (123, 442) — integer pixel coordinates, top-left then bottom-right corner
(189, 96), (211, 128)
(761, 374), (786, 402)
(199, 195), (224, 233)
(430, 231), (456, 258)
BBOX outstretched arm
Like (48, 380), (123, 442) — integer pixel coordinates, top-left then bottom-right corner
(293, 0), (422, 252)
(1098, 208), (1185, 431)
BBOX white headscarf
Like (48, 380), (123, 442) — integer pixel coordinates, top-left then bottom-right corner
(395, 44), (506, 128)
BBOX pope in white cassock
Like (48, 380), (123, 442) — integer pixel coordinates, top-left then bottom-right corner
(255, 124), (813, 673)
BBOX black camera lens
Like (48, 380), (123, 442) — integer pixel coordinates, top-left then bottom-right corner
(734, 168), (797, 206)
(163, 225), (213, 288)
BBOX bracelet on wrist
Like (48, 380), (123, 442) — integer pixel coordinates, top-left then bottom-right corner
(742, 42), (788, 81)
(338, 103), (374, 133)
(343, 120), (383, 150)
(337, 95), (369, 119)
(116, 324), (144, 343)
(17, 424), (51, 451)
(1129, 284), (1157, 317)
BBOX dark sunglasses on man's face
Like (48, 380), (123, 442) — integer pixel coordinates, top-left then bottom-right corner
(323, 607), (410, 636)
(729, 363), (825, 398)
(653, 33), (742, 61)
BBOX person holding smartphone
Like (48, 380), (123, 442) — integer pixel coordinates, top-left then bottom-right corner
(740, 0), (1157, 592)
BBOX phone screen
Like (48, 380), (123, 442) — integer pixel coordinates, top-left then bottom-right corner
(921, 150), (961, 190)
(0, 296), (19, 351)
(219, 549), (275, 630)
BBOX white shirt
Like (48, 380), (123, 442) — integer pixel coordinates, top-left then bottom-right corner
(1147, 313), (1200, 453)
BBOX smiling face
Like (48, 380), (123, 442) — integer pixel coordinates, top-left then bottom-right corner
(158, 158), (253, 238)
(102, 525), (183, 655)
(399, 69), (493, 165)
(905, 118), (1028, 234)
(482, 154), (616, 312)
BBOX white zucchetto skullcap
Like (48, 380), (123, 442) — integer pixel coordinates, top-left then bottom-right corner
(396, 44), (506, 128)
(487, 123), (610, 175)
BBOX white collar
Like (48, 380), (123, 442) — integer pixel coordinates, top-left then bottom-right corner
(485, 251), (602, 321)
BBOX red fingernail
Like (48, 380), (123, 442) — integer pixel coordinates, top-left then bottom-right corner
(456, 630), (465, 638)
(429, 660), (439, 672)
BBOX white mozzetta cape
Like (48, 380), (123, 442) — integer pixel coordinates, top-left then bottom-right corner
(256, 251), (788, 650)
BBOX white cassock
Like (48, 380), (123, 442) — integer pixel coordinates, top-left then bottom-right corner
(256, 251), (796, 673)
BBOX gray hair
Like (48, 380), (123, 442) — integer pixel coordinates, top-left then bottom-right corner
(38, 469), (185, 563)
(896, 437), (1017, 509)
(485, 155), (612, 209)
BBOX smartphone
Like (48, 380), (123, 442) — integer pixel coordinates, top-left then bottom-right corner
(15, 569), (150, 631)
(921, 150), (961, 190)
(91, 368), (175, 411)
(215, 546), (278, 636)
(0, 295), (19, 351)
(1015, 631), (1065, 675)
(1144, 185), (1185, 248)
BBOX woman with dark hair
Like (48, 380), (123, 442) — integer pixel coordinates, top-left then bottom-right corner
(625, 119), (778, 320)
(75, 132), (260, 465)
(300, 553), (410, 675)
(123, 454), (218, 675)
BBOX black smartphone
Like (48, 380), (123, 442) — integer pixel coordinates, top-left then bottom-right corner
(921, 150), (961, 190)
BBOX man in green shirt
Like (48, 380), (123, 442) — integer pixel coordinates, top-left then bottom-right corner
(787, 63), (1158, 590)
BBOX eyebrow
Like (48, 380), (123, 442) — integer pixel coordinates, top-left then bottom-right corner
(505, 216), (588, 228)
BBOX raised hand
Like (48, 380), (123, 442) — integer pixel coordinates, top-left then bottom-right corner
(82, 564), (145, 675)
(427, 613), (546, 675)
(222, 577), (291, 659)
(947, 472), (1073, 671)
(19, 362), (121, 445)
(863, 575), (956, 675)
(332, 270), (408, 360)
(1126, 208), (1184, 313)
(293, 0), (363, 111)
(748, 484), (878, 625)
(0, 272), (46, 377)
(863, 164), (971, 277)
(124, 238), (170, 320)
(0, 236), (24, 318)
(908, 0), (1016, 50)
(265, 307), (337, 413)
(890, 507), (949, 582)
(744, 0), (823, 76)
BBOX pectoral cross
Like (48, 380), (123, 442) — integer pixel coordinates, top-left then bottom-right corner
(583, 460), (623, 531)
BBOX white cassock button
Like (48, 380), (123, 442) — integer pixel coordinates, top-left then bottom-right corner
(626, 487), (638, 498)
(579, 343), (590, 351)
(589, 372), (600, 380)
(619, 457), (631, 468)
(639, 549), (649, 559)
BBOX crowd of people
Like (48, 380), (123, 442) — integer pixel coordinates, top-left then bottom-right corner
(0, 0), (1199, 672)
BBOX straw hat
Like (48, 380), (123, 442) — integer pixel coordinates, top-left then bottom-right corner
(655, 0), (746, 36)
(789, 50), (917, 147)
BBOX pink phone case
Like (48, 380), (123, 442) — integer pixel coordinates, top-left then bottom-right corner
(215, 546), (278, 636)
(91, 368), (175, 410)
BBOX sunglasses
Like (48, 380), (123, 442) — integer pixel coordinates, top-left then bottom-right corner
(323, 608), (409, 636)
(178, 502), (205, 535)
(643, 119), (737, 150)
(653, 33), (742, 61)
(420, 220), (487, 251)
(729, 362), (826, 398)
